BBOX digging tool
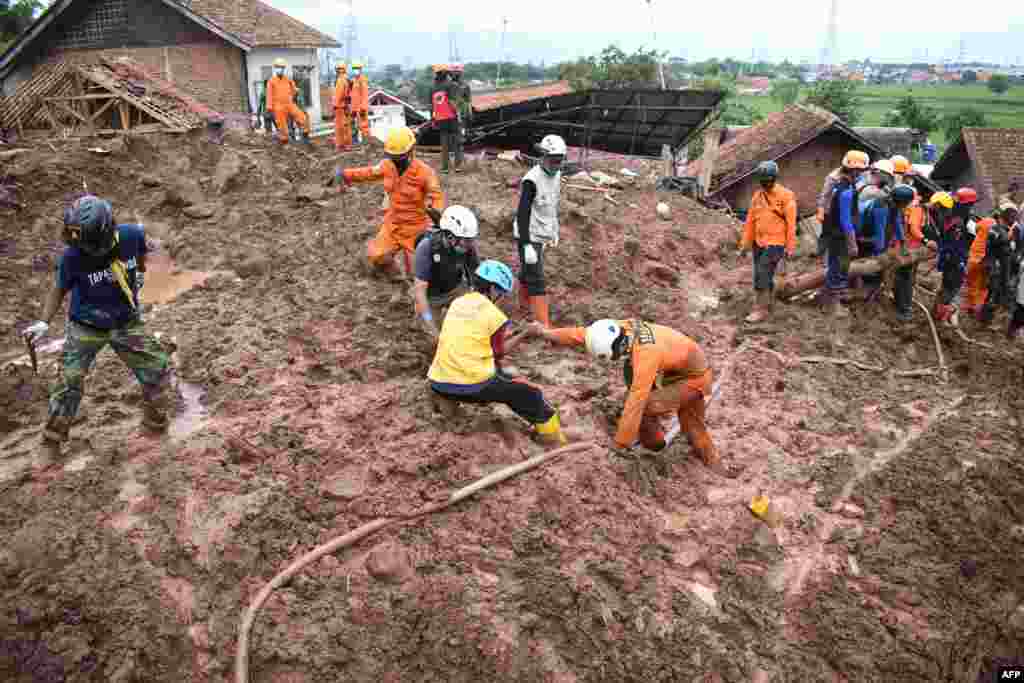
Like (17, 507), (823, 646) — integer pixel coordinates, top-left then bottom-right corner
(24, 334), (38, 374)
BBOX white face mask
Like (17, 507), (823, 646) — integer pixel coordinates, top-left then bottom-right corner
(274, 68), (285, 76)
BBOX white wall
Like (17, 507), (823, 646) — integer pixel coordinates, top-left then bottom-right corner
(246, 47), (322, 125)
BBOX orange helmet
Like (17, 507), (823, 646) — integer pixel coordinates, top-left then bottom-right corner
(841, 150), (870, 170)
(432, 63), (449, 74)
(890, 155), (911, 174)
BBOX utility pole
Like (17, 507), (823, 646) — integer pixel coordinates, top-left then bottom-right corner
(341, 0), (357, 65)
(495, 17), (508, 89)
(644, 0), (667, 89)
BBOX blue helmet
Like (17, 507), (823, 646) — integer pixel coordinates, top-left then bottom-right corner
(756, 161), (779, 179)
(474, 259), (514, 294)
(64, 194), (115, 256)
(891, 184), (915, 204)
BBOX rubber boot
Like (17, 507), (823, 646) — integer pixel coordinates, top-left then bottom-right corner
(529, 295), (551, 328)
(745, 290), (769, 323)
(301, 130), (312, 146)
(534, 413), (567, 446)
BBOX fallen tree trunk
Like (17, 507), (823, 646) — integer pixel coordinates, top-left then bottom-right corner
(777, 244), (937, 300)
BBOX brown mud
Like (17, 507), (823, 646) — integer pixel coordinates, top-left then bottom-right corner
(1, 128), (1022, 682)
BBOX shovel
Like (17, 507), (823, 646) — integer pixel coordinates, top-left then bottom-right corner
(24, 334), (38, 374)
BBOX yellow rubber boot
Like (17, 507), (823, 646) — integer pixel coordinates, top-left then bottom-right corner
(534, 413), (568, 446)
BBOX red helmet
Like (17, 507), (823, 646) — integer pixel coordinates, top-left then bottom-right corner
(955, 187), (978, 204)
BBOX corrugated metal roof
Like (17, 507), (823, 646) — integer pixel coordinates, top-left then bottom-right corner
(440, 87), (723, 157)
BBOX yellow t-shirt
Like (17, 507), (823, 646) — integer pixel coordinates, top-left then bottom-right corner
(428, 291), (508, 386)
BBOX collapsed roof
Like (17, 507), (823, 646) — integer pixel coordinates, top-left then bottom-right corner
(420, 85), (724, 158)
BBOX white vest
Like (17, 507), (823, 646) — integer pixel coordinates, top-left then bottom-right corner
(513, 165), (561, 244)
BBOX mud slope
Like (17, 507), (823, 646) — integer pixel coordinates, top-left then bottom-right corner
(1, 131), (1022, 683)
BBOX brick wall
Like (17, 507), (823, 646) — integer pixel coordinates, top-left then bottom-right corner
(720, 129), (850, 217)
(45, 42), (246, 114)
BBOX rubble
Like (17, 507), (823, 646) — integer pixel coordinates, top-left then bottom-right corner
(0, 129), (1020, 683)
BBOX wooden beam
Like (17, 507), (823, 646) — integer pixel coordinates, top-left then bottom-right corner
(591, 105), (716, 112)
(119, 102), (129, 131)
(89, 96), (118, 124)
(45, 94), (118, 101)
(51, 99), (90, 125)
(698, 127), (721, 198)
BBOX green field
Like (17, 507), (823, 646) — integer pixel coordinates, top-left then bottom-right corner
(735, 83), (1024, 152)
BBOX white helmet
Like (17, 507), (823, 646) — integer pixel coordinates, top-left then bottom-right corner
(537, 134), (567, 156)
(439, 205), (478, 239)
(585, 319), (624, 360)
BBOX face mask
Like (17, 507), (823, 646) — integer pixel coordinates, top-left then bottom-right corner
(759, 179), (775, 190)
(392, 155), (411, 175)
(274, 68), (285, 76)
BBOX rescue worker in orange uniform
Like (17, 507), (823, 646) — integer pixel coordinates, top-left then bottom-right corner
(738, 161), (797, 323)
(265, 58), (311, 145)
(529, 319), (738, 478)
(336, 127), (444, 278)
(349, 61), (370, 142)
(962, 188), (992, 317)
(332, 63), (352, 151)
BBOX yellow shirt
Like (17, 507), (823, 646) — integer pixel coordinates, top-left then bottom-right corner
(428, 292), (508, 385)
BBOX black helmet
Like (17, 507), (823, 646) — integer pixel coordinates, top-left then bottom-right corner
(64, 195), (115, 256)
(756, 161), (779, 179)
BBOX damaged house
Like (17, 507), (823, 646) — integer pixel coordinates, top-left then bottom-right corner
(688, 104), (936, 216)
(0, 0), (339, 126)
(930, 128), (1024, 213)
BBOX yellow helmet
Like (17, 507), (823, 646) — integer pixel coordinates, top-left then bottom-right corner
(273, 58), (287, 68)
(841, 150), (869, 170)
(890, 155), (911, 174)
(928, 191), (954, 209)
(335, 63), (347, 71)
(384, 127), (416, 155)
(351, 61), (364, 69)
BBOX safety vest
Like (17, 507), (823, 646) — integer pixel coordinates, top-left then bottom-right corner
(432, 86), (457, 122)
(415, 230), (477, 298)
(513, 165), (561, 244)
(428, 292), (508, 386)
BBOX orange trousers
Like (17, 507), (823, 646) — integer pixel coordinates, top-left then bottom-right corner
(354, 111), (370, 137)
(273, 104), (309, 143)
(335, 108), (352, 150)
(638, 369), (719, 466)
(964, 262), (989, 312)
(367, 221), (428, 272)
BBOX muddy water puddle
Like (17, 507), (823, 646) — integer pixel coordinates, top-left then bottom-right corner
(142, 252), (226, 305)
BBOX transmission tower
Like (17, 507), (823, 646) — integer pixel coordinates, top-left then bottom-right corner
(341, 0), (357, 64)
(823, 0), (838, 73)
(495, 17), (508, 88)
(448, 24), (461, 63)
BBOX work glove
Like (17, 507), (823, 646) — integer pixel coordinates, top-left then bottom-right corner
(523, 243), (538, 265)
(22, 321), (48, 344)
(846, 233), (859, 258)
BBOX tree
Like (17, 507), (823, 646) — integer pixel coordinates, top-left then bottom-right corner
(558, 45), (662, 91)
(941, 107), (989, 144)
(0, 0), (41, 46)
(882, 95), (939, 134)
(988, 73), (1010, 94)
(803, 78), (862, 125)
(770, 79), (801, 107)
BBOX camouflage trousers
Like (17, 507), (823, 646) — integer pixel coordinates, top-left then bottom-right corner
(44, 319), (171, 442)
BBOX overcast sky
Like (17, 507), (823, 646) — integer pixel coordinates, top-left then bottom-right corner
(275, 0), (1024, 67)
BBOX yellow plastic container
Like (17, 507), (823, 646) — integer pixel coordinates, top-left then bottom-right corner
(750, 495), (782, 527)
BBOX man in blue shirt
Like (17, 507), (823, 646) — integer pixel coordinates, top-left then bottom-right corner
(22, 195), (171, 460)
(820, 152), (868, 318)
(855, 161), (910, 305)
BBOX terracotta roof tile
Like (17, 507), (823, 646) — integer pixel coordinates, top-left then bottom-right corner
(686, 104), (837, 192)
(961, 128), (1024, 209)
(472, 81), (572, 112)
(181, 0), (339, 48)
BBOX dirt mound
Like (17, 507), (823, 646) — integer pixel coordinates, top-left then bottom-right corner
(1, 130), (1022, 683)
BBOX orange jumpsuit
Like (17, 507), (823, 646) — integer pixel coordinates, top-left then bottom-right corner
(903, 203), (925, 248)
(350, 75), (370, 138)
(266, 75), (309, 143)
(965, 217), (994, 311)
(548, 321), (719, 466)
(333, 76), (352, 151)
(343, 158), (444, 268)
